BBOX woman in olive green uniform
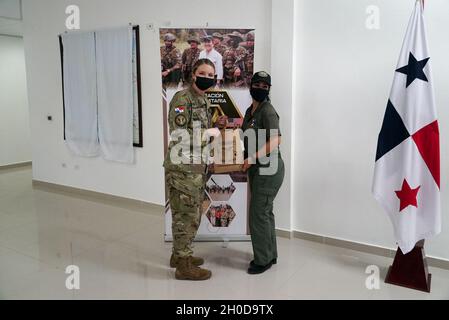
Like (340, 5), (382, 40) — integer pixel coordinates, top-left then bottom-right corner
(241, 71), (285, 274)
(163, 59), (221, 280)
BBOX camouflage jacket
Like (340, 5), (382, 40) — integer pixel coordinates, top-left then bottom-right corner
(222, 46), (248, 78)
(214, 43), (228, 57)
(182, 48), (201, 72)
(163, 87), (212, 173)
(161, 45), (181, 71)
(244, 48), (254, 77)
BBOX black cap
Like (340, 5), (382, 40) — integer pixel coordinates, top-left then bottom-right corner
(251, 71), (271, 86)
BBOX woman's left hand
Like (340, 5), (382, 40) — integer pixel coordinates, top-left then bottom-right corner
(216, 115), (228, 128)
(242, 158), (252, 172)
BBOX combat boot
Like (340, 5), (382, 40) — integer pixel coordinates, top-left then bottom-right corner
(175, 257), (212, 280)
(170, 254), (204, 268)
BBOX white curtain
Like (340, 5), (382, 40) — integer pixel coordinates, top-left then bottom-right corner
(95, 26), (134, 163)
(62, 31), (99, 157)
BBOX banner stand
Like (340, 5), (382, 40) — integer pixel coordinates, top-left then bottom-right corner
(161, 27), (256, 242)
(385, 240), (431, 293)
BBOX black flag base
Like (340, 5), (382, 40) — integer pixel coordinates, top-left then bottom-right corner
(385, 240), (431, 293)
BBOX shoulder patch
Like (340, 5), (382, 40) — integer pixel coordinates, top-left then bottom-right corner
(175, 114), (187, 127)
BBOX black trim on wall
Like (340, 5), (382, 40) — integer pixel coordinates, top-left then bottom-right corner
(133, 25), (143, 148)
(59, 35), (66, 140)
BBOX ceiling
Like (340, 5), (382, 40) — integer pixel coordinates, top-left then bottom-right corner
(0, 0), (23, 37)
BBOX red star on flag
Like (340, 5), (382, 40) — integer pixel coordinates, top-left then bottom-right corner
(395, 179), (421, 212)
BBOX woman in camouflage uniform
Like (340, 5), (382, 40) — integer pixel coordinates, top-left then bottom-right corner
(163, 59), (222, 280)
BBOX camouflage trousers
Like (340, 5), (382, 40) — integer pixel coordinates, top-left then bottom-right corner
(167, 170), (206, 258)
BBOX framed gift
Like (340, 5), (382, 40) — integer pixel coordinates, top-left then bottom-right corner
(207, 90), (245, 173)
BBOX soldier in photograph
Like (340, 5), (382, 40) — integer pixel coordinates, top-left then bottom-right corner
(160, 32), (182, 87)
(222, 31), (248, 87)
(182, 36), (201, 84)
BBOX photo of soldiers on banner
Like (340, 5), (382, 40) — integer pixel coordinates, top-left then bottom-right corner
(159, 28), (255, 89)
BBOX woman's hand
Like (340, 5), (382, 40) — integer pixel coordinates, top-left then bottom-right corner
(216, 115), (228, 128)
(241, 158), (252, 172)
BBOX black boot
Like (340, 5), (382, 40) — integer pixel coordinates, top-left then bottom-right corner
(250, 258), (277, 267)
(247, 261), (273, 274)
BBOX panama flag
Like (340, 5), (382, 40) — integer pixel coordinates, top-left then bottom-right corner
(373, 0), (440, 254)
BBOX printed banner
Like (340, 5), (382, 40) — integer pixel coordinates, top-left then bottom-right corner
(160, 28), (255, 240)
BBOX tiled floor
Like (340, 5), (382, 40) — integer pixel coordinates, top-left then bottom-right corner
(1, 166), (448, 300)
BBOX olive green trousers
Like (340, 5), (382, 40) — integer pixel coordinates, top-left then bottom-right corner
(248, 157), (285, 266)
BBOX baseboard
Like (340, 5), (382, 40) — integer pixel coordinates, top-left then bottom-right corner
(285, 229), (449, 271)
(427, 256), (449, 271)
(29, 179), (449, 271)
(275, 229), (292, 239)
(32, 179), (164, 214)
(0, 161), (32, 170)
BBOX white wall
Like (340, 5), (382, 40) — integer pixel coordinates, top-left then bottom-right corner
(270, 0), (296, 231)
(294, 0), (449, 260)
(24, 0), (449, 260)
(21, 0), (272, 206)
(0, 0), (22, 19)
(0, 35), (31, 166)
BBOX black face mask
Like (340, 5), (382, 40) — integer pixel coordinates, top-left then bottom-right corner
(250, 87), (270, 102)
(195, 76), (215, 91)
